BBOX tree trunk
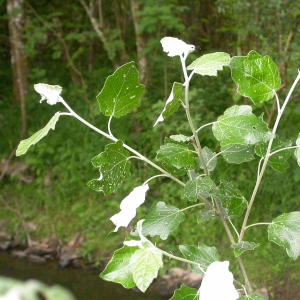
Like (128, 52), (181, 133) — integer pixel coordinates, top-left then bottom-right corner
(130, 0), (149, 87)
(7, 0), (28, 139)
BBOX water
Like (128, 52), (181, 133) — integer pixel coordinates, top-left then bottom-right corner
(0, 252), (163, 300)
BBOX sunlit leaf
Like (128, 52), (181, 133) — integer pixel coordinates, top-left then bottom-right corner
(161, 37), (195, 57)
(16, 112), (60, 156)
(212, 180), (247, 218)
(179, 244), (220, 274)
(294, 134), (300, 166)
(97, 62), (145, 118)
(232, 241), (259, 257)
(142, 201), (185, 240)
(212, 105), (273, 147)
(255, 138), (292, 172)
(268, 212), (300, 259)
(196, 147), (217, 171)
(187, 52), (230, 76)
(100, 245), (138, 289)
(156, 142), (196, 169)
(130, 245), (163, 292)
(87, 141), (131, 195)
(221, 144), (255, 164)
(230, 50), (281, 104)
(170, 285), (198, 300)
(154, 82), (183, 126)
(170, 134), (193, 143)
(181, 176), (213, 202)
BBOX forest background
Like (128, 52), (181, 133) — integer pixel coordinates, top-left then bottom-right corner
(1, 0), (300, 298)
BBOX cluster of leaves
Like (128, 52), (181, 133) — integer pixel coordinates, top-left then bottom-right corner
(16, 37), (300, 299)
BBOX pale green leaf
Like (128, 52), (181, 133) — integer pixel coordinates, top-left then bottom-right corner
(16, 112), (60, 156)
(232, 241), (259, 257)
(230, 50), (281, 104)
(212, 180), (247, 218)
(170, 134), (193, 143)
(179, 243), (220, 274)
(268, 212), (300, 259)
(239, 295), (266, 300)
(181, 176), (213, 202)
(221, 144), (255, 164)
(100, 245), (138, 289)
(156, 142), (196, 169)
(130, 246), (163, 292)
(170, 285), (198, 300)
(154, 82), (183, 126)
(255, 138), (292, 172)
(187, 52), (230, 76)
(142, 201), (185, 240)
(197, 146), (217, 171)
(87, 141), (131, 195)
(97, 62), (145, 118)
(212, 105), (273, 147)
(198, 208), (216, 223)
(294, 134), (300, 166)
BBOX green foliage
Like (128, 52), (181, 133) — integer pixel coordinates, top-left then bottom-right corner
(169, 285), (197, 300)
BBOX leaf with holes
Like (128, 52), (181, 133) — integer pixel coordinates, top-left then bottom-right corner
(170, 285), (198, 300)
(230, 50), (281, 104)
(156, 142), (196, 169)
(255, 138), (292, 172)
(196, 147), (217, 171)
(212, 180), (247, 218)
(179, 244), (220, 274)
(154, 82), (183, 126)
(212, 105), (273, 147)
(97, 62), (145, 118)
(16, 112), (60, 156)
(130, 245), (163, 292)
(87, 141), (131, 195)
(100, 245), (138, 289)
(181, 176), (213, 202)
(187, 52), (230, 76)
(232, 241), (259, 257)
(142, 202), (185, 240)
(221, 144), (255, 164)
(268, 212), (300, 260)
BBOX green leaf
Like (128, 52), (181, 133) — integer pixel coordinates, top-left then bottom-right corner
(170, 134), (193, 143)
(16, 112), (60, 156)
(232, 241), (259, 257)
(268, 212), (300, 259)
(255, 138), (292, 172)
(181, 176), (213, 202)
(212, 105), (273, 147)
(221, 144), (255, 164)
(294, 134), (300, 166)
(198, 208), (216, 223)
(142, 201), (185, 240)
(179, 243), (220, 274)
(212, 180), (247, 218)
(130, 246), (163, 292)
(239, 295), (266, 300)
(154, 82), (183, 126)
(170, 285), (198, 300)
(87, 141), (131, 195)
(156, 142), (196, 169)
(96, 62), (145, 118)
(230, 50), (281, 104)
(187, 52), (230, 76)
(197, 146), (217, 171)
(100, 245), (138, 289)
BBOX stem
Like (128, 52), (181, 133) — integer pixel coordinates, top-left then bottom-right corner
(59, 98), (185, 187)
(196, 121), (216, 133)
(239, 71), (300, 242)
(180, 203), (204, 212)
(270, 146), (298, 157)
(245, 222), (271, 230)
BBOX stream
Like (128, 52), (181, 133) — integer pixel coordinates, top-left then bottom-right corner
(0, 251), (164, 300)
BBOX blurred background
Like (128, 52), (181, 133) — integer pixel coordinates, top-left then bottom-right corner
(1, 0), (300, 299)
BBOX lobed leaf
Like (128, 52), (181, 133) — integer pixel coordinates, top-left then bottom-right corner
(268, 211), (300, 260)
(231, 241), (259, 257)
(179, 243), (220, 274)
(212, 105), (273, 147)
(142, 201), (185, 240)
(197, 146), (217, 171)
(230, 50), (281, 104)
(181, 176), (213, 202)
(16, 112), (60, 156)
(169, 285), (198, 300)
(187, 52), (230, 76)
(87, 141), (131, 195)
(221, 144), (255, 164)
(96, 62), (145, 118)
